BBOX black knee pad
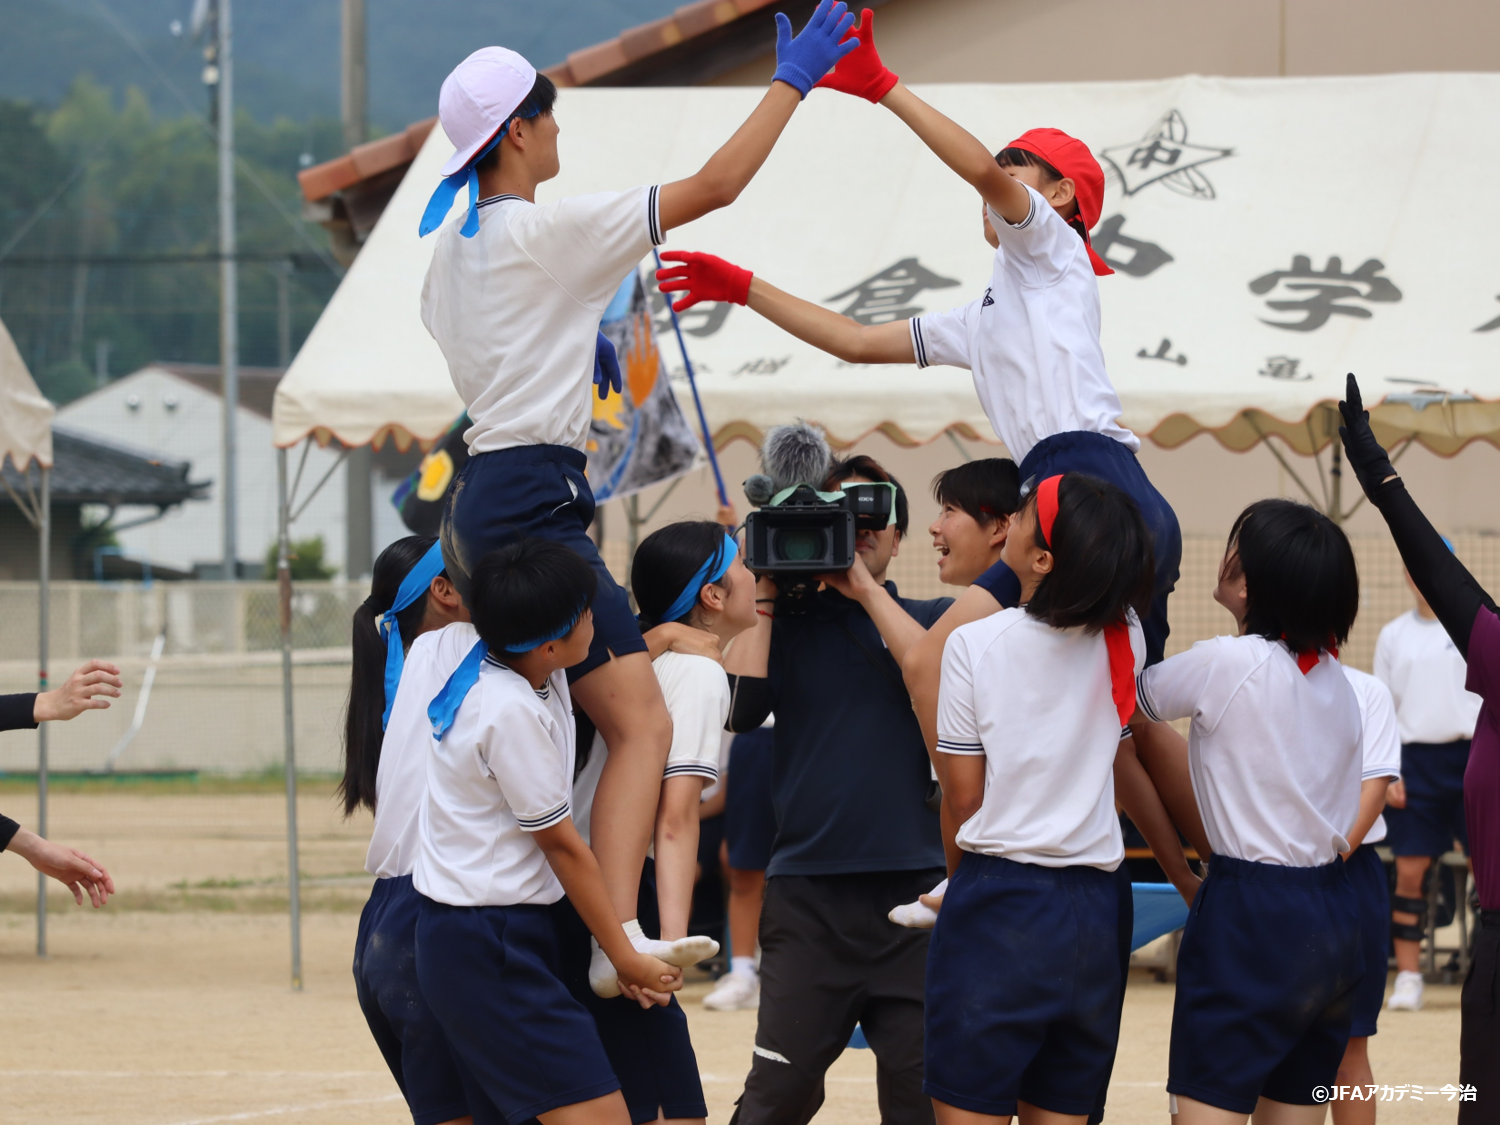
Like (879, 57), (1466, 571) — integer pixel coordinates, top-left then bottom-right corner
(1391, 894), (1428, 942)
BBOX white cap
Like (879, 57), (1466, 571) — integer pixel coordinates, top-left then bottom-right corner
(437, 47), (537, 178)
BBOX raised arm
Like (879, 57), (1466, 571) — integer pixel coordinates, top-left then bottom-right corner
(655, 253), (915, 364)
(656, 1), (856, 233)
(1340, 374), (1497, 657)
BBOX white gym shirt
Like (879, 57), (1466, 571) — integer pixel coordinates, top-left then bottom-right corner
(1374, 608), (1482, 745)
(572, 649), (729, 844)
(908, 183), (1138, 465)
(365, 622), (479, 879)
(1136, 635), (1362, 866)
(935, 607), (1144, 870)
(421, 183), (664, 454)
(412, 623), (576, 907)
(1342, 665), (1403, 845)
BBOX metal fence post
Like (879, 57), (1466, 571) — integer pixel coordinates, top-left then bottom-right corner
(277, 447), (303, 990)
(36, 465), (49, 958)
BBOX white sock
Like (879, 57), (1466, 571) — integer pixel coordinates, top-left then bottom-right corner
(888, 878), (947, 929)
(731, 955), (757, 980)
(589, 920), (722, 998)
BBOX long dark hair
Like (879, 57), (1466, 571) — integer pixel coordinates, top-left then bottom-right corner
(1228, 499), (1359, 653)
(633, 520), (729, 629)
(1024, 473), (1155, 633)
(339, 535), (439, 817)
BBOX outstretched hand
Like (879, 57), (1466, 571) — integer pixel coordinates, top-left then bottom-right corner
(1337, 373), (1398, 500)
(593, 331), (621, 401)
(814, 8), (898, 103)
(8, 828), (114, 907)
(656, 251), (753, 312)
(33, 659), (123, 723)
(772, 0), (858, 99)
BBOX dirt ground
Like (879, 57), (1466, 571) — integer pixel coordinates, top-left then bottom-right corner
(0, 784), (1466, 1124)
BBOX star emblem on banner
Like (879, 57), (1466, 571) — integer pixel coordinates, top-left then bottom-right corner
(1099, 110), (1234, 200)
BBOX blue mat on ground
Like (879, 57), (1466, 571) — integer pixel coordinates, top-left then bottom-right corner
(1130, 882), (1191, 951)
(846, 883), (1189, 1049)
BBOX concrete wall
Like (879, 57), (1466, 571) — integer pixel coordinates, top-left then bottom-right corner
(711, 0), (1500, 86)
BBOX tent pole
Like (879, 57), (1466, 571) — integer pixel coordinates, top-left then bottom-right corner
(36, 464), (49, 958)
(277, 447), (304, 991)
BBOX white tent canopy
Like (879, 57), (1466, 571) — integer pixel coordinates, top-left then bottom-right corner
(273, 74), (1500, 458)
(0, 316), (53, 470)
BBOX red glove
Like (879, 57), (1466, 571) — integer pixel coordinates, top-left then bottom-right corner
(655, 251), (753, 312)
(813, 8), (898, 104)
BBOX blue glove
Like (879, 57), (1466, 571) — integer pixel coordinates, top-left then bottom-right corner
(772, 0), (858, 99)
(594, 331), (621, 401)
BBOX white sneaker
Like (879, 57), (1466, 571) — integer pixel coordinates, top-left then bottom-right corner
(1387, 970), (1424, 1011)
(702, 971), (759, 1011)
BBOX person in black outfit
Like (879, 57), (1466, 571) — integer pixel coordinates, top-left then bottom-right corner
(1339, 374), (1499, 1122)
(723, 453), (951, 1125)
(0, 659), (122, 907)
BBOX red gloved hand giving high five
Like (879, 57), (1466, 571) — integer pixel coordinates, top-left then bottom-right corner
(814, 8), (898, 104)
(655, 251), (753, 312)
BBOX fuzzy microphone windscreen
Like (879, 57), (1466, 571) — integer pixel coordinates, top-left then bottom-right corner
(759, 421), (832, 496)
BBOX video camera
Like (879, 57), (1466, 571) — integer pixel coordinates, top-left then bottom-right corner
(741, 421), (895, 573)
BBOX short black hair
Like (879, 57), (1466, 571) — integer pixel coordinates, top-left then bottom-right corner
(994, 146), (1081, 225)
(1226, 499), (1359, 652)
(932, 458), (1020, 524)
(1024, 473), (1155, 633)
(825, 453), (909, 537)
(474, 73), (558, 173)
(470, 538), (595, 654)
(633, 519), (730, 628)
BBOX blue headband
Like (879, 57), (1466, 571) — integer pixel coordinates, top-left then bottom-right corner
(659, 533), (737, 625)
(426, 604), (587, 742)
(418, 102), (542, 240)
(378, 540), (447, 730)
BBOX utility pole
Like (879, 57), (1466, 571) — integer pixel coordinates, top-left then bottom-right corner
(217, 0), (239, 580)
(342, 0), (374, 579)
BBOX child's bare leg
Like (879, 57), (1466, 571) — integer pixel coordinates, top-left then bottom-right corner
(539, 1090), (632, 1125)
(728, 864), (765, 963)
(1249, 1098), (1329, 1125)
(1172, 1094), (1247, 1125)
(932, 1100), (1089, 1125)
(654, 775), (705, 940)
(1331, 1037), (1374, 1125)
(572, 652), (672, 921)
(1129, 720), (1212, 861)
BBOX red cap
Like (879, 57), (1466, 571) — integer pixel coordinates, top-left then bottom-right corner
(1007, 127), (1113, 277)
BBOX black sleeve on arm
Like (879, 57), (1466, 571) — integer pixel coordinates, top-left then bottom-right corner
(0, 814), (20, 852)
(1373, 478), (1497, 659)
(0, 693), (38, 733)
(725, 674), (773, 734)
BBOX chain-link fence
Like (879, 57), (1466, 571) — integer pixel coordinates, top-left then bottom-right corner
(2, 532), (1498, 776)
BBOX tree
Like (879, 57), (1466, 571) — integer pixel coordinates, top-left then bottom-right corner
(264, 534), (336, 580)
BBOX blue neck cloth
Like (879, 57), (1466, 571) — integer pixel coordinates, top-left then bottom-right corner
(378, 540), (447, 730)
(660, 533), (737, 625)
(418, 102), (542, 240)
(426, 604), (586, 742)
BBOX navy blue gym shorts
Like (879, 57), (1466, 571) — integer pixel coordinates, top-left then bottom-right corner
(415, 896), (620, 1122)
(553, 861), (707, 1124)
(924, 853), (1124, 1118)
(1345, 845), (1391, 1038)
(1385, 740), (1471, 857)
(974, 430), (1182, 667)
(352, 876), (503, 1125)
(440, 444), (648, 682)
(724, 726), (777, 872)
(1168, 854), (1363, 1114)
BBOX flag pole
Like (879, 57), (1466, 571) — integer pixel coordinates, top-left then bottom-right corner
(651, 251), (728, 508)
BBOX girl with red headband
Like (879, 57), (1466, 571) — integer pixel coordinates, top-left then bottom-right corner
(924, 472), (1153, 1124)
(1134, 499), (1365, 1124)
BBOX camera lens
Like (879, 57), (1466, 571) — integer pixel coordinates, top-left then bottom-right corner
(774, 527), (826, 563)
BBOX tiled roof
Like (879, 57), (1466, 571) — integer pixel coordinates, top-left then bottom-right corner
(0, 427), (209, 509)
(297, 0), (846, 204)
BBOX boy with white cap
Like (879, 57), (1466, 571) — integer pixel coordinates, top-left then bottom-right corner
(419, 1), (858, 1003)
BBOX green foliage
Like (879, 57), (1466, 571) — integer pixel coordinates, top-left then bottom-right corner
(37, 358), (96, 404)
(0, 79), (341, 398)
(264, 534), (336, 580)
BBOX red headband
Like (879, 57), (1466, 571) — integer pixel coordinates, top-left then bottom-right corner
(1036, 475), (1063, 547)
(1033, 472), (1137, 725)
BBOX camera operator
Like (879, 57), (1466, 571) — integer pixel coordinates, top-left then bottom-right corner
(724, 453), (951, 1125)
